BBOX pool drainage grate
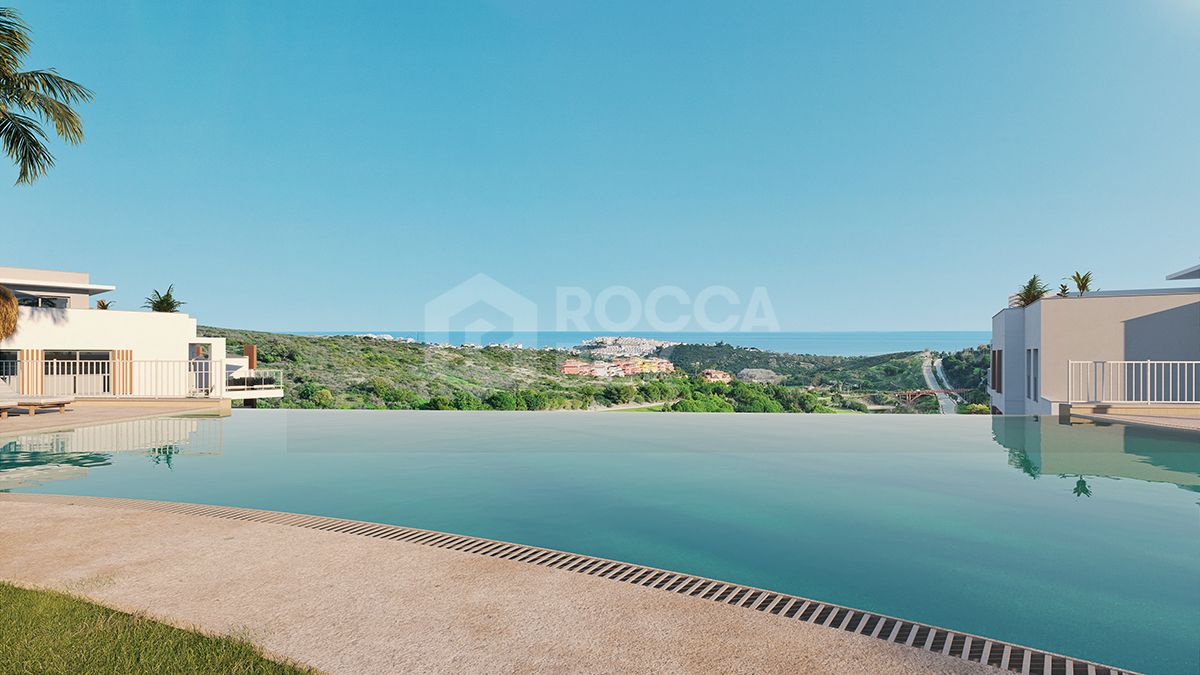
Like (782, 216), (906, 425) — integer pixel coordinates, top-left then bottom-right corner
(2, 493), (1137, 675)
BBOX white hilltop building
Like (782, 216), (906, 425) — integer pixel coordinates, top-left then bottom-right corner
(0, 266), (282, 402)
(989, 261), (1200, 415)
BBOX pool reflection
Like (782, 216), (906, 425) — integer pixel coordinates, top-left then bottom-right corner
(0, 417), (223, 489)
(991, 415), (1200, 495)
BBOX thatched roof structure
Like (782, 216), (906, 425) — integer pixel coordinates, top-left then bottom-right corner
(0, 285), (16, 340)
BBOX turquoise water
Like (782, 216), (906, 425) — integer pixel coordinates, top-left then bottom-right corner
(2, 412), (1196, 673)
(299, 330), (992, 355)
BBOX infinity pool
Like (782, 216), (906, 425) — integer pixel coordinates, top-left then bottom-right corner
(2, 411), (1197, 673)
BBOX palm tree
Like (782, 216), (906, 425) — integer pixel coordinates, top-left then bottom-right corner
(1056, 283), (1070, 298)
(143, 285), (185, 313)
(1, 7), (92, 184)
(1014, 275), (1049, 307)
(0, 284), (16, 339)
(1070, 271), (1093, 296)
(94, 299), (111, 310)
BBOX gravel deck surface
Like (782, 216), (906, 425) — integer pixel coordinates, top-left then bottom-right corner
(0, 495), (1003, 674)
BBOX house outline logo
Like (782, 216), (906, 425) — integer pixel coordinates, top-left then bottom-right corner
(423, 273), (538, 346)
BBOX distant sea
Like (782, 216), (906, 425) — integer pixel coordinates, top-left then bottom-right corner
(298, 331), (991, 357)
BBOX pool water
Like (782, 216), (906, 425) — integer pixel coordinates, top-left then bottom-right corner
(2, 411), (1197, 674)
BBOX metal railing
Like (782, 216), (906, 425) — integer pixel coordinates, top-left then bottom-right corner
(225, 368), (284, 392)
(0, 359), (284, 399)
(1068, 360), (1200, 404)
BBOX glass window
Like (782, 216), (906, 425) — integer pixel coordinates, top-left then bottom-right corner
(990, 350), (1003, 393)
(44, 351), (79, 361)
(1032, 349), (1039, 402)
(189, 343), (212, 360)
(14, 293), (68, 308)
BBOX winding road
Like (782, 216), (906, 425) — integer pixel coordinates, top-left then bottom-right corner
(921, 352), (958, 415)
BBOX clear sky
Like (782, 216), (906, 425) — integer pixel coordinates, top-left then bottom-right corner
(5, 1), (1199, 331)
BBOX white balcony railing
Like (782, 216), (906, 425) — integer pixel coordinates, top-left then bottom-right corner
(0, 359), (283, 399)
(1068, 360), (1200, 404)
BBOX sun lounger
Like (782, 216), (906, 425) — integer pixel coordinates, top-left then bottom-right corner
(0, 380), (74, 415)
(0, 399), (16, 419)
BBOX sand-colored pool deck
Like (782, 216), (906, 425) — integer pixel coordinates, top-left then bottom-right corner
(0, 494), (1133, 675)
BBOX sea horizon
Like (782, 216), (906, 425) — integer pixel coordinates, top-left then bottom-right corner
(295, 330), (991, 357)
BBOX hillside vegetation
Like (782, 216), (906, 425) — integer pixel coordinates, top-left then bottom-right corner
(203, 327), (598, 410)
(201, 328), (935, 413)
(938, 345), (990, 405)
(658, 343), (928, 391)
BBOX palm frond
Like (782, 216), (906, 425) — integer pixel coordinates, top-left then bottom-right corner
(1, 84), (84, 143)
(0, 284), (17, 340)
(0, 10), (89, 183)
(5, 69), (93, 104)
(0, 109), (53, 184)
(0, 8), (31, 76)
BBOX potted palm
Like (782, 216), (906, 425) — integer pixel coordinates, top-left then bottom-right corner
(143, 285), (185, 313)
(1015, 275), (1049, 307)
(1070, 271), (1094, 295)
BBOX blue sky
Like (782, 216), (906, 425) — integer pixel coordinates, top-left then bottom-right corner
(5, 1), (1199, 331)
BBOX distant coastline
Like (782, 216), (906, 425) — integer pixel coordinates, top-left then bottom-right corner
(294, 331), (990, 357)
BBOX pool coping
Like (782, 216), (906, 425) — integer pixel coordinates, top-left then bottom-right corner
(0, 493), (1138, 675)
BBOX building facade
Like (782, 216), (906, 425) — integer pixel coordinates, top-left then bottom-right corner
(0, 266), (281, 400)
(701, 369), (733, 384)
(989, 263), (1200, 414)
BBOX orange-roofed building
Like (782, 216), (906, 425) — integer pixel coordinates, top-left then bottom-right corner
(560, 360), (593, 375)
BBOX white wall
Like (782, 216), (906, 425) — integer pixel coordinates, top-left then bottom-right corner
(2, 307), (224, 360)
(991, 307), (1028, 414)
(0, 266), (95, 309)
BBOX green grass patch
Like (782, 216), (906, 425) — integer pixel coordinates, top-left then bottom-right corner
(0, 582), (310, 675)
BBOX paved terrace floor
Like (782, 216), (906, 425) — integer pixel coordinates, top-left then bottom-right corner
(0, 400), (227, 436)
(1072, 412), (1200, 433)
(0, 495), (1017, 675)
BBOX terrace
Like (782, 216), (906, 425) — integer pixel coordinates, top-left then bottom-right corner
(0, 356), (282, 401)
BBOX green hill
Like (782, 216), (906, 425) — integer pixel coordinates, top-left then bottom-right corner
(658, 342), (927, 391)
(200, 328), (935, 413)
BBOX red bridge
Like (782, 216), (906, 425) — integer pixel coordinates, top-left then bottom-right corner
(895, 389), (968, 404)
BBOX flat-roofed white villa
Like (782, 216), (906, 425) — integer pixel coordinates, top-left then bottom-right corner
(989, 261), (1200, 416)
(0, 266), (282, 403)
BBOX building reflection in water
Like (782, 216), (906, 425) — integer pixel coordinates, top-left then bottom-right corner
(0, 417), (224, 490)
(991, 415), (1200, 496)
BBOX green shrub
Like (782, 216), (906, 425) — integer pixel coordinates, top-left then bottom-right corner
(452, 391), (484, 410)
(422, 395), (455, 410)
(670, 393), (734, 412)
(484, 390), (519, 410)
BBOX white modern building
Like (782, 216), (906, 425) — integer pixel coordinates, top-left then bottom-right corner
(989, 262), (1200, 415)
(0, 266), (282, 401)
